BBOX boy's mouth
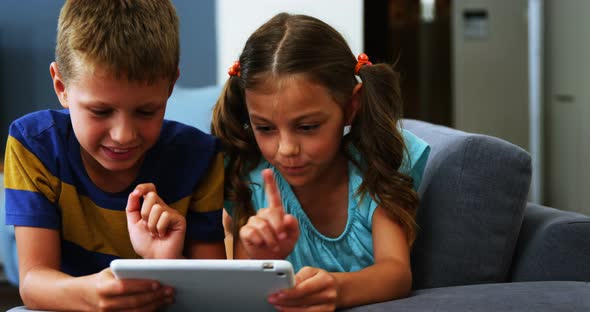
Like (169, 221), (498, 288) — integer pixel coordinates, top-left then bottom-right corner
(102, 146), (138, 161)
(111, 147), (131, 153)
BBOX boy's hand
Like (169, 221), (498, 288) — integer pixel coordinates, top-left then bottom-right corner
(239, 169), (299, 259)
(126, 183), (186, 259)
(268, 266), (338, 312)
(86, 267), (174, 311)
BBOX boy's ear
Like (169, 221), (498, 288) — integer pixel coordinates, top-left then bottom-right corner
(168, 67), (180, 97)
(50, 62), (69, 109)
(345, 83), (363, 125)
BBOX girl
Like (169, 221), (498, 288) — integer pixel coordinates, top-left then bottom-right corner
(212, 13), (430, 311)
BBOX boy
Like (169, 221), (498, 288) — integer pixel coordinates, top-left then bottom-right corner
(3, 1), (225, 310)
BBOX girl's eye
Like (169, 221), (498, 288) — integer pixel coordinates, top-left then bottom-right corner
(299, 124), (319, 132)
(254, 125), (274, 133)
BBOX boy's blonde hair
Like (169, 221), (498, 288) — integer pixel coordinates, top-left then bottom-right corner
(56, 0), (179, 84)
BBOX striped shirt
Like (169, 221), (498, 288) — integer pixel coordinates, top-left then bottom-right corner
(4, 110), (224, 276)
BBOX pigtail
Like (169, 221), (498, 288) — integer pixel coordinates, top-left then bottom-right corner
(211, 77), (259, 237)
(348, 63), (419, 245)
(212, 13), (419, 245)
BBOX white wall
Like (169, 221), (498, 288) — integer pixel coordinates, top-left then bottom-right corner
(216, 0), (364, 85)
(452, 0), (529, 150)
(545, 0), (590, 215)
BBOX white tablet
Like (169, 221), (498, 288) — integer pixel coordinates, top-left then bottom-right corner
(110, 259), (295, 312)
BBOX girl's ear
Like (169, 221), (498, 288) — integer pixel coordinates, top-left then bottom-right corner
(345, 83), (363, 125)
(50, 62), (68, 109)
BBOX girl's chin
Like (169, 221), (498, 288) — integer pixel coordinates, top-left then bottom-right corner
(279, 173), (313, 188)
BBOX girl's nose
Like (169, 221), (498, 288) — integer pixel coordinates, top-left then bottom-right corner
(277, 134), (299, 156)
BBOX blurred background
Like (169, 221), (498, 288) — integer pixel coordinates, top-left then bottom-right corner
(0, 0), (588, 307)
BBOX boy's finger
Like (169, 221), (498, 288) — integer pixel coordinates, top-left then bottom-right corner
(156, 211), (171, 237)
(125, 190), (142, 224)
(101, 275), (161, 296)
(134, 183), (157, 196)
(115, 292), (170, 312)
(106, 285), (171, 310)
(115, 280), (162, 296)
(148, 204), (165, 237)
(262, 169), (283, 212)
(141, 191), (159, 221)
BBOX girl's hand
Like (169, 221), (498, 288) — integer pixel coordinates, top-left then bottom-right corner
(239, 169), (299, 259)
(268, 266), (338, 312)
(126, 183), (186, 259)
(86, 267), (174, 311)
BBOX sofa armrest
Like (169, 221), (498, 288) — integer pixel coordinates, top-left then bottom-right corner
(403, 119), (531, 288)
(510, 202), (590, 282)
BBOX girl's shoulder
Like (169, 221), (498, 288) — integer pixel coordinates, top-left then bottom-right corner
(349, 128), (430, 190)
(400, 129), (430, 189)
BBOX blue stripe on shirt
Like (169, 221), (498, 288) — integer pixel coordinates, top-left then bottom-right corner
(186, 209), (224, 241)
(5, 189), (60, 229)
(61, 240), (121, 276)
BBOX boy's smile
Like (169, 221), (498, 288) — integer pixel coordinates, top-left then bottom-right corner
(101, 145), (140, 161)
(50, 61), (175, 191)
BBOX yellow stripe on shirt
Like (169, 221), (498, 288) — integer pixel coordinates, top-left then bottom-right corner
(190, 152), (224, 213)
(59, 182), (138, 258)
(4, 136), (61, 203)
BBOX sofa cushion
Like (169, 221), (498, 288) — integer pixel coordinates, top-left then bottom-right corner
(343, 281), (590, 311)
(402, 119), (531, 289)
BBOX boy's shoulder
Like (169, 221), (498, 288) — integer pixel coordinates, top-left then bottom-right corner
(8, 110), (72, 158)
(9, 109), (70, 140)
(7, 110), (72, 178)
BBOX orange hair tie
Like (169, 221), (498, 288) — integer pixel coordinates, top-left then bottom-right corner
(228, 60), (241, 77)
(354, 53), (372, 75)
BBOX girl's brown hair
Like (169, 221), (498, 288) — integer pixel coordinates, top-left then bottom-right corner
(212, 13), (419, 244)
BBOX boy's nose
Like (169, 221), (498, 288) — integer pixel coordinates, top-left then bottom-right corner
(110, 119), (137, 145)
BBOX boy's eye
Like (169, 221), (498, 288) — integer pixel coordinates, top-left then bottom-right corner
(89, 109), (111, 117)
(137, 110), (156, 117)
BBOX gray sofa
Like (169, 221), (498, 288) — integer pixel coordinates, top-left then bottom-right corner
(344, 119), (590, 311)
(168, 86), (590, 311)
(3, 86), (590, 311)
